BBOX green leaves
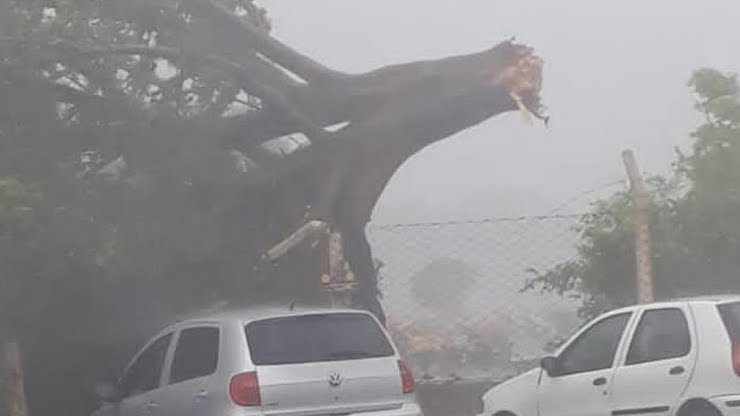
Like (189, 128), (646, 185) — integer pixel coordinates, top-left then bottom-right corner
(690, 68), (739, 107)
(0, 178), (40, 233)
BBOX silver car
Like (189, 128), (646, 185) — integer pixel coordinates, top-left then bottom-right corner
(93, 307), (423, 416)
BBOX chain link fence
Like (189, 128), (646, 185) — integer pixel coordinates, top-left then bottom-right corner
(0, 215), (589, 415)
(1, 342), (8, 416)
(368, 215), (585, 383)
(0, 372), (5, 416)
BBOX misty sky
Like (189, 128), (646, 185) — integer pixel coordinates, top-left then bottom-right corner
(259, 0), (740, 223)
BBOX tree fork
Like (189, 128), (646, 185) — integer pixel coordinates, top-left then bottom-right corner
(263, 42), (546, 320)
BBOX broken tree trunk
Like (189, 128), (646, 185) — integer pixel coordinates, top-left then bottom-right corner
(260, 43), (544, 322)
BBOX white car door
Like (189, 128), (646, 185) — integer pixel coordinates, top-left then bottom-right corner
(113, 332), (173, 416)
(609, 306), (696, 416)
(539, 311), (634, 416)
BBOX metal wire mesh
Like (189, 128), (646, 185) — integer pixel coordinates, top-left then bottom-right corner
(368, 215), (584, 382)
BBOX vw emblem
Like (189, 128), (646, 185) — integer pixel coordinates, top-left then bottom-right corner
(327, 371), (343, 387)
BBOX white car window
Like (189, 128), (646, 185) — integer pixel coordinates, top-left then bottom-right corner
(625, 308), (691, 365)
(557, 313), (631, 376)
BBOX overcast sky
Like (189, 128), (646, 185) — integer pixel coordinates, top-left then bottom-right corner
(259, 0), (740, 223)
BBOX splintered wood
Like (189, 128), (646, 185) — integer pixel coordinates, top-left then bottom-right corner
(322, 231), (354, 286)
(494, 44), (545, 124)
(321, 231), (356, 308)
(263, 220), (329, 262)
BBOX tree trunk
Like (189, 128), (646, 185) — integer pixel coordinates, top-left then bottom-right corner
(4, 341), (28, 416)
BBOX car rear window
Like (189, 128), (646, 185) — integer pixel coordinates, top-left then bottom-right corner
(719, 302), (740, 341)
(245, 313), (395, 365)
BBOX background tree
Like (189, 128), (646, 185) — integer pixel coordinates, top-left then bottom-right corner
(0, 176), (111, 416)
(526, 68), (740, 319)
(410, 257), (479, 315)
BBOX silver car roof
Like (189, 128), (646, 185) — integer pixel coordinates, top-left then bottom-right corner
(158, 306), (376, 333)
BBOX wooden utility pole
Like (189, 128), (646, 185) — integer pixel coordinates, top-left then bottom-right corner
(4, 341), (29, 416)
(622, 150), (654, 303)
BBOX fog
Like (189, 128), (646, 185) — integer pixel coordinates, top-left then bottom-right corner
(3, 2), (740, 415)
(260, 0), (740, 223)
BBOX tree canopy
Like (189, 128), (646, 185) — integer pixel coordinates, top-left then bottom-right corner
(526, 68), (740, 319)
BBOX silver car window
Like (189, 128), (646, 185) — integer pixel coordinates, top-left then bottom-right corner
(119, 333), (172, 398)
(169, 327), (220, 384)
(245, 313), (394, 365)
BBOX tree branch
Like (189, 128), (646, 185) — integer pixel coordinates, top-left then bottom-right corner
(50, 83), (104, 105)
(219, 109), (300, 146)
(192, 0), (347, 84)
(42, 42), (334, 144)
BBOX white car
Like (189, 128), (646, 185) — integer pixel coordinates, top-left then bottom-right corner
(480, 296), (740, 416)
(93, 307), (422, 416)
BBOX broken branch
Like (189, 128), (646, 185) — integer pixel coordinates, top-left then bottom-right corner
(194, 0), (346, 84)
(262, 220), (329, 262)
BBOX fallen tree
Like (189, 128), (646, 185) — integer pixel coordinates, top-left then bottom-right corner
(3, 0), (544, 320)
(0, 0), (544, 414)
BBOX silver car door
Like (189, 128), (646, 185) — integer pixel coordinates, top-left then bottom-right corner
(157, 325), (222, 416)
(115, 332), (173, 416)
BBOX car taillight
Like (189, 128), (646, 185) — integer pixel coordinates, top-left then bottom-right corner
(733, 343), (740, 377)
(229, 372), (261, 407)
(398, 360), (415, 394)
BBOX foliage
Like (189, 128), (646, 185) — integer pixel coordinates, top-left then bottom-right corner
(0, 2), (314, 415)
(526, 68), (740, 319)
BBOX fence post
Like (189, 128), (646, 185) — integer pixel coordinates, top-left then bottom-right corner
(621, 149), (654, 303)
(4, 341), (28, 416)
